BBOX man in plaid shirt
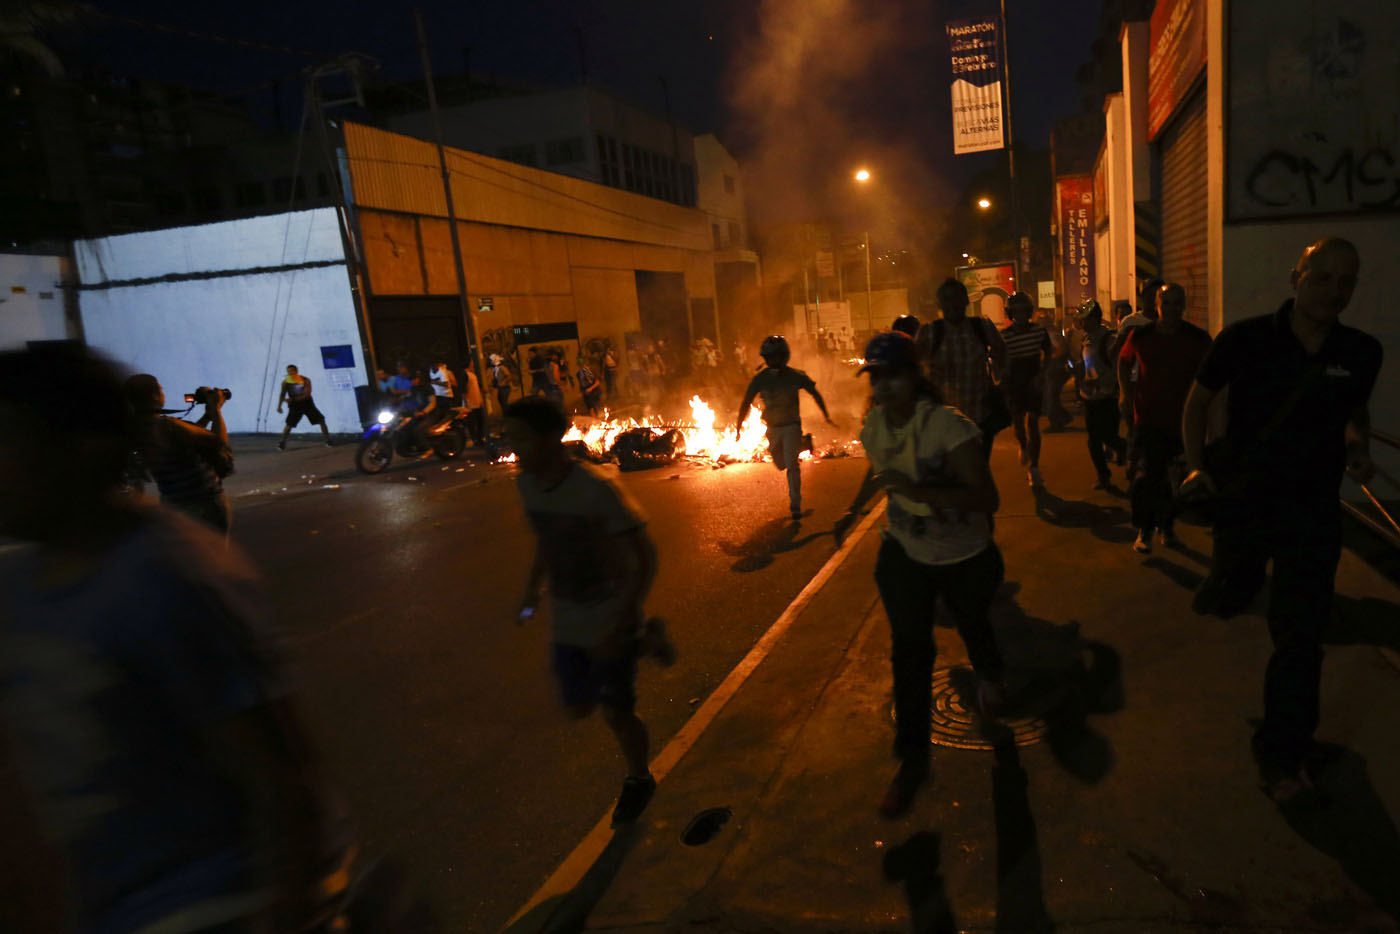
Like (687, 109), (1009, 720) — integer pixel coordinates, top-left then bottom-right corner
(916, 278), (1008, 459)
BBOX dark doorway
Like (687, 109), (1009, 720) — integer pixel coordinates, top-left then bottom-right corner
(690, 298), (717, 344)
(635, 270), (689, 349)
(368, 297), (468, 377)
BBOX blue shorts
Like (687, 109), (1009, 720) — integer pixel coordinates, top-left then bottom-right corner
(552, 643), (638, 712)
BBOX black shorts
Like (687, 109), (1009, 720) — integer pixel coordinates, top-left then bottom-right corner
(286, 399), (325, 427)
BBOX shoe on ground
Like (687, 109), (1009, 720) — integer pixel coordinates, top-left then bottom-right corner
(879, 760), (929, 820)
(639, 617), (677, 667)
(276, 441), (286, 451)
(612, 773), (657, 825)
(324, 440), (335, 447)
(1133, 530), (1152, 554)
(1027, 466), (1043, 488)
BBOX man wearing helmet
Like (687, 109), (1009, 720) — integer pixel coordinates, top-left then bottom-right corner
(737, 334), (836, 521)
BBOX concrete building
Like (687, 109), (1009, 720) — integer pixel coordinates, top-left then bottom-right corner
(380, 86), (698, 208)
(342, 121), (728, 398)
(1094, 0), (1398, 473)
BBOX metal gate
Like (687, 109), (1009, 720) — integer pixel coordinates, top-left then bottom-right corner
(1158, 88), (1208, 326)
(367, 296), (467, 377)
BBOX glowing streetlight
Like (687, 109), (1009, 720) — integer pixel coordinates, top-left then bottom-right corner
(977, 197), (992, 210)
(854, 168), (871, 183)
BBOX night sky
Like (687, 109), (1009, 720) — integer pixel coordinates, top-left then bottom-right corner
(68, 0), (1103, 236)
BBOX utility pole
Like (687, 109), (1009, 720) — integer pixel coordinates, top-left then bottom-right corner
(1000, 0), (1026, 285)
(415, 9), (488, 409)
(864, 231), (873, 330)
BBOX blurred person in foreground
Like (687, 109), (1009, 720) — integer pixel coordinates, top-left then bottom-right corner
(834, 331), (1006, 819)
(506, 397), (674, 826)
(1180, 237), (1381, 803)
(0, 345), (355, 933)
(124, 372), (235, 534)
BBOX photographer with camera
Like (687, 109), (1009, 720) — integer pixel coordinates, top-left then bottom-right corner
(123, 375), (235, 534)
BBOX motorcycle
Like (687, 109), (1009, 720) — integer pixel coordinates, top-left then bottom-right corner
(355, 405), (468, 474)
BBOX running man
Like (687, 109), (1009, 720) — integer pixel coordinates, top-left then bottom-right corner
(737, 334), (836, 521)
(276, 364), (331, 450)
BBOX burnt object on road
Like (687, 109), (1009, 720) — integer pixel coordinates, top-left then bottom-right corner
(612, 428), (686, 471)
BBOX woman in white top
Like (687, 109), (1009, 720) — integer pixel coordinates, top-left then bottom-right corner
(834, 330), (1007, 819)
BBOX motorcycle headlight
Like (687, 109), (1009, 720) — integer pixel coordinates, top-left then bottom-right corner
(377, 410), (394, 425)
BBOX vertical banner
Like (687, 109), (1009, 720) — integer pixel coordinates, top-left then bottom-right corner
(1056, 175), (1096, 308)
(946, 17), (1006, 155)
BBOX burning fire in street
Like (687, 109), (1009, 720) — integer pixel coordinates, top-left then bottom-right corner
(561, 396), (807, 464)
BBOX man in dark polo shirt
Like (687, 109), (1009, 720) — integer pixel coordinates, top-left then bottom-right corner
(1180, 237), (1381, 802)
(1118, 282), (1212, 553)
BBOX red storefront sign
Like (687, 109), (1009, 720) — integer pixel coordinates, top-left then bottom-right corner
(1148, 0), (1206, 139)
(1056, 175), (1096, 309)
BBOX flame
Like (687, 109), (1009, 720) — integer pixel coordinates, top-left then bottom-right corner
(561, 396), (777, 464)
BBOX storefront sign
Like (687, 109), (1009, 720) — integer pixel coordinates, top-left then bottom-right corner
(946, 17), (1006, 155)
(1056, 175), (1096, 309)
(1227, 1), (1400, 219)
(955, 262), (1016, 325)
(1148, 0), (1206, 140)
(1037, 281), (1056, 309)
(512, 321), (578, 344)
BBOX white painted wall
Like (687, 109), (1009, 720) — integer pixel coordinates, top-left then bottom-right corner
(1103, 94), (1135, 305)
(1, 253), (74, 349)
(75, 210), (366, 435)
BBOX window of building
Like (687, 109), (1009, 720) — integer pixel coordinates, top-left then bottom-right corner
(234, 180), (266, 208)
(723, 173), (735, 194)
(728, 220), (741, 246)
(545, 137), (585, 166)
(712, 224), (722, 250)
(498, 144), (537, 167)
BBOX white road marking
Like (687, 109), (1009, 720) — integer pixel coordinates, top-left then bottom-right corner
(504, 501), (887, 931)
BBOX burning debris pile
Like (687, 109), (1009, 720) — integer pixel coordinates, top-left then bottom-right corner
(562, 396), (846, 471)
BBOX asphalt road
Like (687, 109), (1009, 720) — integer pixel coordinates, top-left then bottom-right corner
(228, 443), (870, 931)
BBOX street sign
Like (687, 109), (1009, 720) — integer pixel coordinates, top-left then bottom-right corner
(477, 297), (494, 312)
(1037, 281), (1056, 309)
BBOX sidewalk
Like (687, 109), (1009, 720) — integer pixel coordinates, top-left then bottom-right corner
(514, 427), (1400, 933)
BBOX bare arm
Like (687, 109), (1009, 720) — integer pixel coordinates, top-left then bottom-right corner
(736, 384), (759, 427)
(1181, 380), (1218, 477)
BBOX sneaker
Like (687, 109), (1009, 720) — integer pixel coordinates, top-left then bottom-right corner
(324, 439), (335, 448)
(1133, 530), (1152, 554)
(639, 617), (677, 668)
(612, 773), (657, 825)
(878, 760), (929, 819)
(276, 441), (286, 451)
(1027, 466), (1043, 488)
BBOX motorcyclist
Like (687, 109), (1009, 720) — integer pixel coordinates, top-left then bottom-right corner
(737, 334), (836, 521)
(397, 372), (439, 453)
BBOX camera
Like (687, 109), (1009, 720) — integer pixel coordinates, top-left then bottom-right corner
(185, 387), (232, 406)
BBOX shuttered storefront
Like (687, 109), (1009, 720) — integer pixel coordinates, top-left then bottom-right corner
(1158, 87), (1208, 326)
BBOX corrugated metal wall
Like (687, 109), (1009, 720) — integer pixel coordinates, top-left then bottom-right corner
(1159, 89), (1208, 326)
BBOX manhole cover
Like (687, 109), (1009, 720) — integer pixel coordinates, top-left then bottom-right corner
(890, 668), (1059, 750)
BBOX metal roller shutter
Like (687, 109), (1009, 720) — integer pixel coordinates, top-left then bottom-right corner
(1158, 88), (1208, 327)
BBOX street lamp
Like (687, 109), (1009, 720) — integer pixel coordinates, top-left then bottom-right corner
(977, 197), (992, 210)
(853, 169), (874, 329)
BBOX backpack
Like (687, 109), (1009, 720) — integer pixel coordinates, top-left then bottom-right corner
(579, 366), (598, 391)
(918, 316), (999, 359)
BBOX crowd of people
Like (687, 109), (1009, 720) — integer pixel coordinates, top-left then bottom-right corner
(0, 237), (1381, 930)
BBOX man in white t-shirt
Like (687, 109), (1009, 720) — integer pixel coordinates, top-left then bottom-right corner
(835, 331), (1006, 819)
(506, 397), (674, 826)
